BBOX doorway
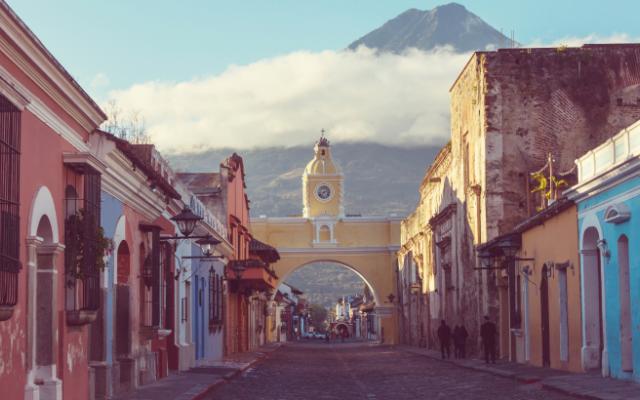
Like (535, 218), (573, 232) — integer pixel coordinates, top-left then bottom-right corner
(540, 264), (550, 368)
(582, 227), (604, 370)
(618, 235), (632, 372)
(115, 241), (134, 391)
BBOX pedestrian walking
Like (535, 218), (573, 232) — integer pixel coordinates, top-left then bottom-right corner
(437, 320), (452, 359)
(453, 323), (469, 359)
(480, 316), (497, 364)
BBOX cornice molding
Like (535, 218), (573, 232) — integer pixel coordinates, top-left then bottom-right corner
(253, 215), (403, 225)
(276, 245), (398, 254)
(0, 63), (89, 151)
(101, 150), (167, 220)
(0, 72), (28, 109)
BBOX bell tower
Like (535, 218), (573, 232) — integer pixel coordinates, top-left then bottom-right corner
(302, 134), (344, 219)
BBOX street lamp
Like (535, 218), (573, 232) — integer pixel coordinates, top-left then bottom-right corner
(196, 235), (221, 257)
(171, 207), (202, 237)
(229, 261), (246, 280)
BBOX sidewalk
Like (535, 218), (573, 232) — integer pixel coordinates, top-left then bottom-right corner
(113, 343), (281, 400)
(399, 346), (640, 400)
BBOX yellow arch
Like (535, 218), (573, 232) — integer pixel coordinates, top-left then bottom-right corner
(251, 215), (401, 343)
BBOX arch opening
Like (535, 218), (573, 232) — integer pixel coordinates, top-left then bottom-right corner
(278, 260), (380, 342)
(280, 260), (380, 306)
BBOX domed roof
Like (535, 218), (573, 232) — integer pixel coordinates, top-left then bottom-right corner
(304, 135), (341, 175)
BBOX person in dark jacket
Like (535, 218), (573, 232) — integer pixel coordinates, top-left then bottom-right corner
(453, 323), (469, 359)
(437, 320), (452, 359)
(480, 316), (497, 364)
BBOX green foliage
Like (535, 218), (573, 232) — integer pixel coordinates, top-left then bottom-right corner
(65, 209), (112, 283)
(309, 303), (328, 332)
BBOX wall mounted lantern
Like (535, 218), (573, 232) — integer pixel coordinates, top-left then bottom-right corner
(171, 206), (202, 237)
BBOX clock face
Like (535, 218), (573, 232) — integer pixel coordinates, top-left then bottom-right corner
(316, 184), (332, 201)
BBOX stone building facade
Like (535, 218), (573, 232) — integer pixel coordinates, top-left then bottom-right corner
(399, 44), (640, 356)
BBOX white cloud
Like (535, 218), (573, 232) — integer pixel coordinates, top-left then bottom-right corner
(91, 72), (110, 89)
(528, 33), (640, 48)
(106, 47), (470, 152)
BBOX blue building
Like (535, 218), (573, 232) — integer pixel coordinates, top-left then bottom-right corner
(183, 193), (230, 366)
(567, 120), (640, 381)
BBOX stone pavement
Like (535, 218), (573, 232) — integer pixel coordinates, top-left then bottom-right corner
(112, 343), (280, 400)
(400, 345), (640, 400)
(205, 341), (578, 400)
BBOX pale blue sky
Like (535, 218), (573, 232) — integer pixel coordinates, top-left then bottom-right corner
(9, 1), (640, 101)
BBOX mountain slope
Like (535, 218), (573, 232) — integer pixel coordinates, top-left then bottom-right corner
(285, 263), (365, 309)
(348, 2), (511, 53)
(168, 142), (439, 217)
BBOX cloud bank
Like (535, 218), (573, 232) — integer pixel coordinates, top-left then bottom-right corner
(105, 34), (640, 153)
(106, 47), (469, 152)
(529, 33), (640, 48)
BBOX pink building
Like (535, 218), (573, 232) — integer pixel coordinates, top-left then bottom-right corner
(0, 3), (107, 400)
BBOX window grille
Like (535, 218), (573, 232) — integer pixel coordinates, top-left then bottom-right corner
(162, 242), (172, 329)
(64, 167), (102, 313)
(209, 268), (223, 328)
(181, 296), (188, 322)
(0, 96), (20, 313)
(140, 227), (162, 328)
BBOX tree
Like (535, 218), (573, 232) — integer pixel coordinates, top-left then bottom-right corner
(309, 303), (328, 332)
(101, 100), (150, 144)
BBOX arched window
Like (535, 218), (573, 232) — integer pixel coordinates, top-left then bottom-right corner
(319, 225), (331, 242)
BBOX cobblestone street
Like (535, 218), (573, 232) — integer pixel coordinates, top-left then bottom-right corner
(206, 342), (576, 400)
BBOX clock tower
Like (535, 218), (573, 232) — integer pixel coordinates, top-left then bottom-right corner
(302, 134), (344, 218)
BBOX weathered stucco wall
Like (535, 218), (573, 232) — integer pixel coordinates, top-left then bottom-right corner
(401, 43), (640, 357)
(480, 45), (640, 236)
(519, 204), (582, 372)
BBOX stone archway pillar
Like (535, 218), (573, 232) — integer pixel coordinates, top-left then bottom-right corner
(375, 305), (397, 344)
(25, 237), (65, 400)
(25, 236), (42, 400)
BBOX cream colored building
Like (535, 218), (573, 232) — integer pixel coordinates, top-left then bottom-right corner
(251, 136), (401, 343)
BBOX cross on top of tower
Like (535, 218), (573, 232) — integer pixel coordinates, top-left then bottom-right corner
(318, 129), (330, 147)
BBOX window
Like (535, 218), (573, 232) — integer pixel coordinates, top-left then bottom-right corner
(209, 267), (223, 328)
(514, 274), (522, 329)
(64, 166), (102, 314)
(183, 282), (191, 324)
(140, 227), (162, 328)
(0, 96), (21, 319)
(463, 133), (470, 188)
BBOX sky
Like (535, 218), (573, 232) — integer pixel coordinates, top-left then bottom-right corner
(9, 1), (640, 151)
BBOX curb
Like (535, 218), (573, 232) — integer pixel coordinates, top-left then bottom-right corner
(540, 382), (604, 400)
(191, 346), (279, 400)
(399, 347), (603, 400)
